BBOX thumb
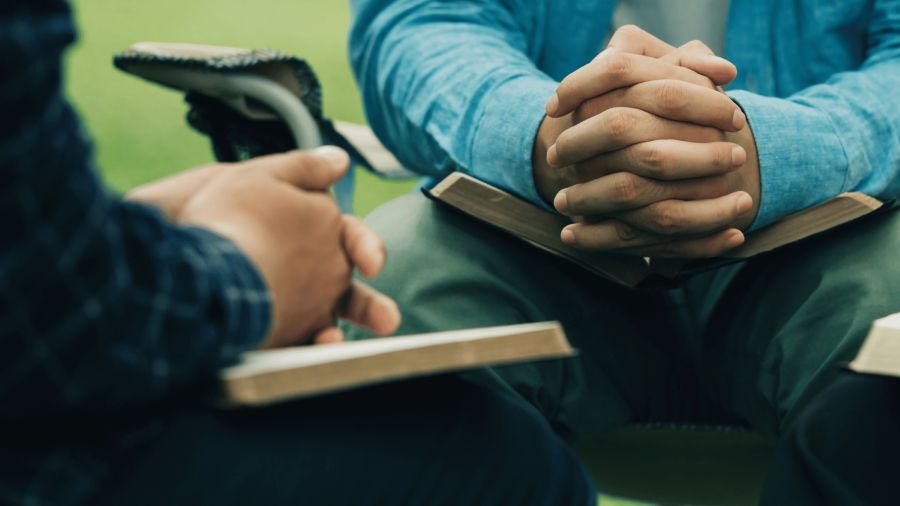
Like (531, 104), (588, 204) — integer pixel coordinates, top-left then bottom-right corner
(260, 146), (350, 191)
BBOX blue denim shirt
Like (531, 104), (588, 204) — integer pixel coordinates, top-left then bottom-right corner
(349, 0), (900, 229)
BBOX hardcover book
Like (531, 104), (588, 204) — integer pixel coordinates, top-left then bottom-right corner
(221, 321), (573, 406)
(428, 172), (886, 287)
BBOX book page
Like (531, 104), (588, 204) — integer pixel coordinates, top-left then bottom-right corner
(849, 313), (900, 377)
(225, 322), (563, 378)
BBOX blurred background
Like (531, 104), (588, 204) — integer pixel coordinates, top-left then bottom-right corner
(67, 0), (416, 216)
(66, 2), (644, 504)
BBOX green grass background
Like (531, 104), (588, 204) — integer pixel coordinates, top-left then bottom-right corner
(67, 0), (416, 215)
(67, 2), (645, 503)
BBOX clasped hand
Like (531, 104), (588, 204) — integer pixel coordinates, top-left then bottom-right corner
(534, 25), (761, 258)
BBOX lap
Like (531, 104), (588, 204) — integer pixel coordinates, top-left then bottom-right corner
(694, 209), (900, 436)
(350, 193), (721, 438)
(353, 192), (900, 440)
(92, 377), (595, 506)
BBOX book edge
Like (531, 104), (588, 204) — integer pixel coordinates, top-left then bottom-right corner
(221, 323), (574, 406)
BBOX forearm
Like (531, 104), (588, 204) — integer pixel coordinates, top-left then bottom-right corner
(349, 0), (556, 203)
(732, 39), (900, 228)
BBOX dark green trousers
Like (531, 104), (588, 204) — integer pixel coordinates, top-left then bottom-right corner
(347, 192), (900, 442)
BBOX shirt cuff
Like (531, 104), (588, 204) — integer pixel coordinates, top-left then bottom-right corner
(468, 74), (558, 207)
(728, 90), (850, 230)
(179, 226), (272, 362)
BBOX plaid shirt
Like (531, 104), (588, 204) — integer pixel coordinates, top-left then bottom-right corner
(0, 2), (272, 504)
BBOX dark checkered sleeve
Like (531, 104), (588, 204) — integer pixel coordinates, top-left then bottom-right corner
(0, 1), (272, 422)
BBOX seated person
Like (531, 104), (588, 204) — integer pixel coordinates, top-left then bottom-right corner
(348, 0), (900, 503)
(0, 2), (596, 505)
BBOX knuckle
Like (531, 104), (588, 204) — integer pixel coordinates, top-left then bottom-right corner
(613, 221), (637, 242)
(638, 146), (667, 177)
(652, 205), (683, 233)
(603, 52), (634, 78)
(655, 81), (687, 112)
(611, 173), (640, 205)
(603, 108), (635, 139)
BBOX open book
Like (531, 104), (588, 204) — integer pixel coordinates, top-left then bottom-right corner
(221, 321), (573, 406)
(428, 172), (887, 288)
(849, 313), (900, 377)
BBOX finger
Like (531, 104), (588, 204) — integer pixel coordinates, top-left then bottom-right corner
(555, 172), (731, 216)
(340, 281), (401, 336)
(617, 228), (746, 258)
(313, 326), (345, 345)
(341, 215), (386, 278)
(561, 218), (662, 250)
(575, 140), (745, 182)
(561, 220), (745, 257)
(259, 146), (350, 191)
(605, 24), (675, 57)
(661, 40), (737, 86)
(549, 107), (722, 167)
(574, 80), (746, 131)
(547, 51), (716, 117)
(615, 192), (754, 235)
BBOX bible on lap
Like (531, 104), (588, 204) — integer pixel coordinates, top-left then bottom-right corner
(427, 172), (890, 288)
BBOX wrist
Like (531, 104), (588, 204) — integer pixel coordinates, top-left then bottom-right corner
(532, 114), (577, 204)
(724, 123), (761, 230)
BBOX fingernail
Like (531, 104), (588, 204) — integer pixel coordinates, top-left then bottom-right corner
(725, 230), (745, 249)
(312, 145), (349, 168)
(554, 191), (569, 213)
(547, 144), (560, 167)
(731, 146), (746, 168)
(545, 92), (559, 116)
(735, 193), (752, 214)
(732, 109), (746, 130)
(561, 227), (575, 244)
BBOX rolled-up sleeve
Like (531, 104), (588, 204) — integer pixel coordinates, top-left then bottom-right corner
(730, 0), (900, 229)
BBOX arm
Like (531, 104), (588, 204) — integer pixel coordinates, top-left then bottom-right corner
(1, 2), (268, 420)
(348, 0), (556, 203)
(729, 0), (900, 228)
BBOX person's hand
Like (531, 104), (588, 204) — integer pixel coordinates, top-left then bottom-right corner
(128, 147), (401, 347)
(531, 27), (735, 202)
(533, 26), (761, 258)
